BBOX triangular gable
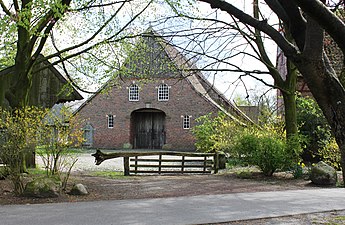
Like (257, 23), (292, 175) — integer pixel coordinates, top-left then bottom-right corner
(151, 30), (254, 124)
(76, 29), (254, 124)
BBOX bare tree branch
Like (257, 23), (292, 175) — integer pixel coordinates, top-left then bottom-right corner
(198, 0), (299, 58)
(72, 0), (131, 11)
(0, 0), (14, 17)
(39, 0), (153, 64)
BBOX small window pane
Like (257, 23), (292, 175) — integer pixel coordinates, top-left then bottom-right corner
(129, 84), (139, 101)
(158, 84), (169, 101)
(183, 115), (191, 129)
(108, 115), (114, 128)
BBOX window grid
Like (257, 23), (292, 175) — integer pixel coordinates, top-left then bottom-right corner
(158, 84), (169, 101)
(183, 115), (191, 129)
(129, 84), (139, 101)
(108, 115), (114, 128)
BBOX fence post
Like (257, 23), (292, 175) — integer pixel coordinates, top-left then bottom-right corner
(135, 156), (138, 174)
(158, 154), (162, 174)
(214, 153), (219, 174)
(124, 157), (130, 176)
(203, 156), (207, 172)
(181, 156), (185, 173)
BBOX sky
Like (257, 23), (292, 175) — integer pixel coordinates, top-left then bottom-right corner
(45, 0), (278, 106)
(184, 1), (277, 102)
(0, 0), (277, 106)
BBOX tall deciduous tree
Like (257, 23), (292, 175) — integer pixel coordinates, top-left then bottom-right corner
(198, 0), (345, 185)
(0, 0), (155, 108)
(163, 1), (299, 138)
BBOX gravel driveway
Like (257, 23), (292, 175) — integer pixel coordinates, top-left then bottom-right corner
(35, 150), (213, 173)
(36, 151), (124, 172)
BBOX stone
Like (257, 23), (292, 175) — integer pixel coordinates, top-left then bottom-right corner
(310, 161), (337, 186)
(123, 143), (133, 149)
(162, 144), (172, 150)
(69, 183), (88, 196)
(23, 177), (61, 198)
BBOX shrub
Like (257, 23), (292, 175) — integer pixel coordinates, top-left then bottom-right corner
(232, 127), (302, 176)
(0, 107), (47, 194)
(0, 106), (83, 194)
(37, 106), (84, 190)
(233, 132), (288, 176)
(318, 138), (341, 170)
(193, 112), (241, 154)
(193, 112), (302, 176)
(296, 96), (332, 162)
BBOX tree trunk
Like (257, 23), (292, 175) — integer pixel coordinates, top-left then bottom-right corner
(282, 59), (298, 139)
(292, 16), (345, 186)
(282, 92), (298, 138)
(295, 56), (345, 185)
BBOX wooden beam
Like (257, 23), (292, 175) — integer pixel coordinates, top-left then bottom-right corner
(92, 149), (215, 165)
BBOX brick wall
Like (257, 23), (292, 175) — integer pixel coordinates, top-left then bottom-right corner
(76, 77), (218, 150)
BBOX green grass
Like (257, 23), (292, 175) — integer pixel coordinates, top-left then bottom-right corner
(322, 216), (345, 225)
(27, 167), (47, 176)
(334, 216), (345, 221)
(88, 171), (127, 179)
(35, 146), (85, 155)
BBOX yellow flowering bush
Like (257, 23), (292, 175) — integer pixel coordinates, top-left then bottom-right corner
(0, 106), (84, 194)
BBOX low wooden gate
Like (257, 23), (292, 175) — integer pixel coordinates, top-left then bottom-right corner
(92, 150), (220, 176)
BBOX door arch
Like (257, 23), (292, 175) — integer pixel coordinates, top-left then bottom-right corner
(131, 109), (166, 149)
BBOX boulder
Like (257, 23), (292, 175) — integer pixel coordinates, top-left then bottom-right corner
(69, 183), (88, 196)
(310, 161), (337, 186)
(23, 177), (61, 198)
(162, 144), (172, 150)
(123, 143), (132, 149)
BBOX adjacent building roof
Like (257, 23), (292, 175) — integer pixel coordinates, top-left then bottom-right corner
(0, 55), (83, 108)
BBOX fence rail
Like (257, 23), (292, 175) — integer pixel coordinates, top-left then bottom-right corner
(92, 150), (220, 176)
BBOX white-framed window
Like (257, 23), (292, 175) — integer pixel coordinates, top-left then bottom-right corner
(107, 115), (114, 128)
(129, 84), (139, 101)
(182, 115), (191, 129)
(158, 83), (169, 101)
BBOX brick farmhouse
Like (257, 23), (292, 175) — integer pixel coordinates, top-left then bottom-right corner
(75, 29), (253, 150)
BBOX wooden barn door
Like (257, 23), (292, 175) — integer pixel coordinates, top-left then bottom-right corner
(133, 111), (165, 149)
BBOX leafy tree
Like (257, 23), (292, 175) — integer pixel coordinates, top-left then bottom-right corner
(197, 0), (345, 185)
(0, 0), (158, 108)
(164, 0), (299, 139)
(0, 0), (161, 189)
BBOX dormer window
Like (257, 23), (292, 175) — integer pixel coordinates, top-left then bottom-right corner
(129, 84), (139, 101)
(158, 83), (169, 101)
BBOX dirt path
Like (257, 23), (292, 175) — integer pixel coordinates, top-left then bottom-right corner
(1, 153), (343, 224)
(0, 170), (318, 205)
(1, 172), (343, 224)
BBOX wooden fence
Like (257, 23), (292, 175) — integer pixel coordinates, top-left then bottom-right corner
(92, 150), (220, 176)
